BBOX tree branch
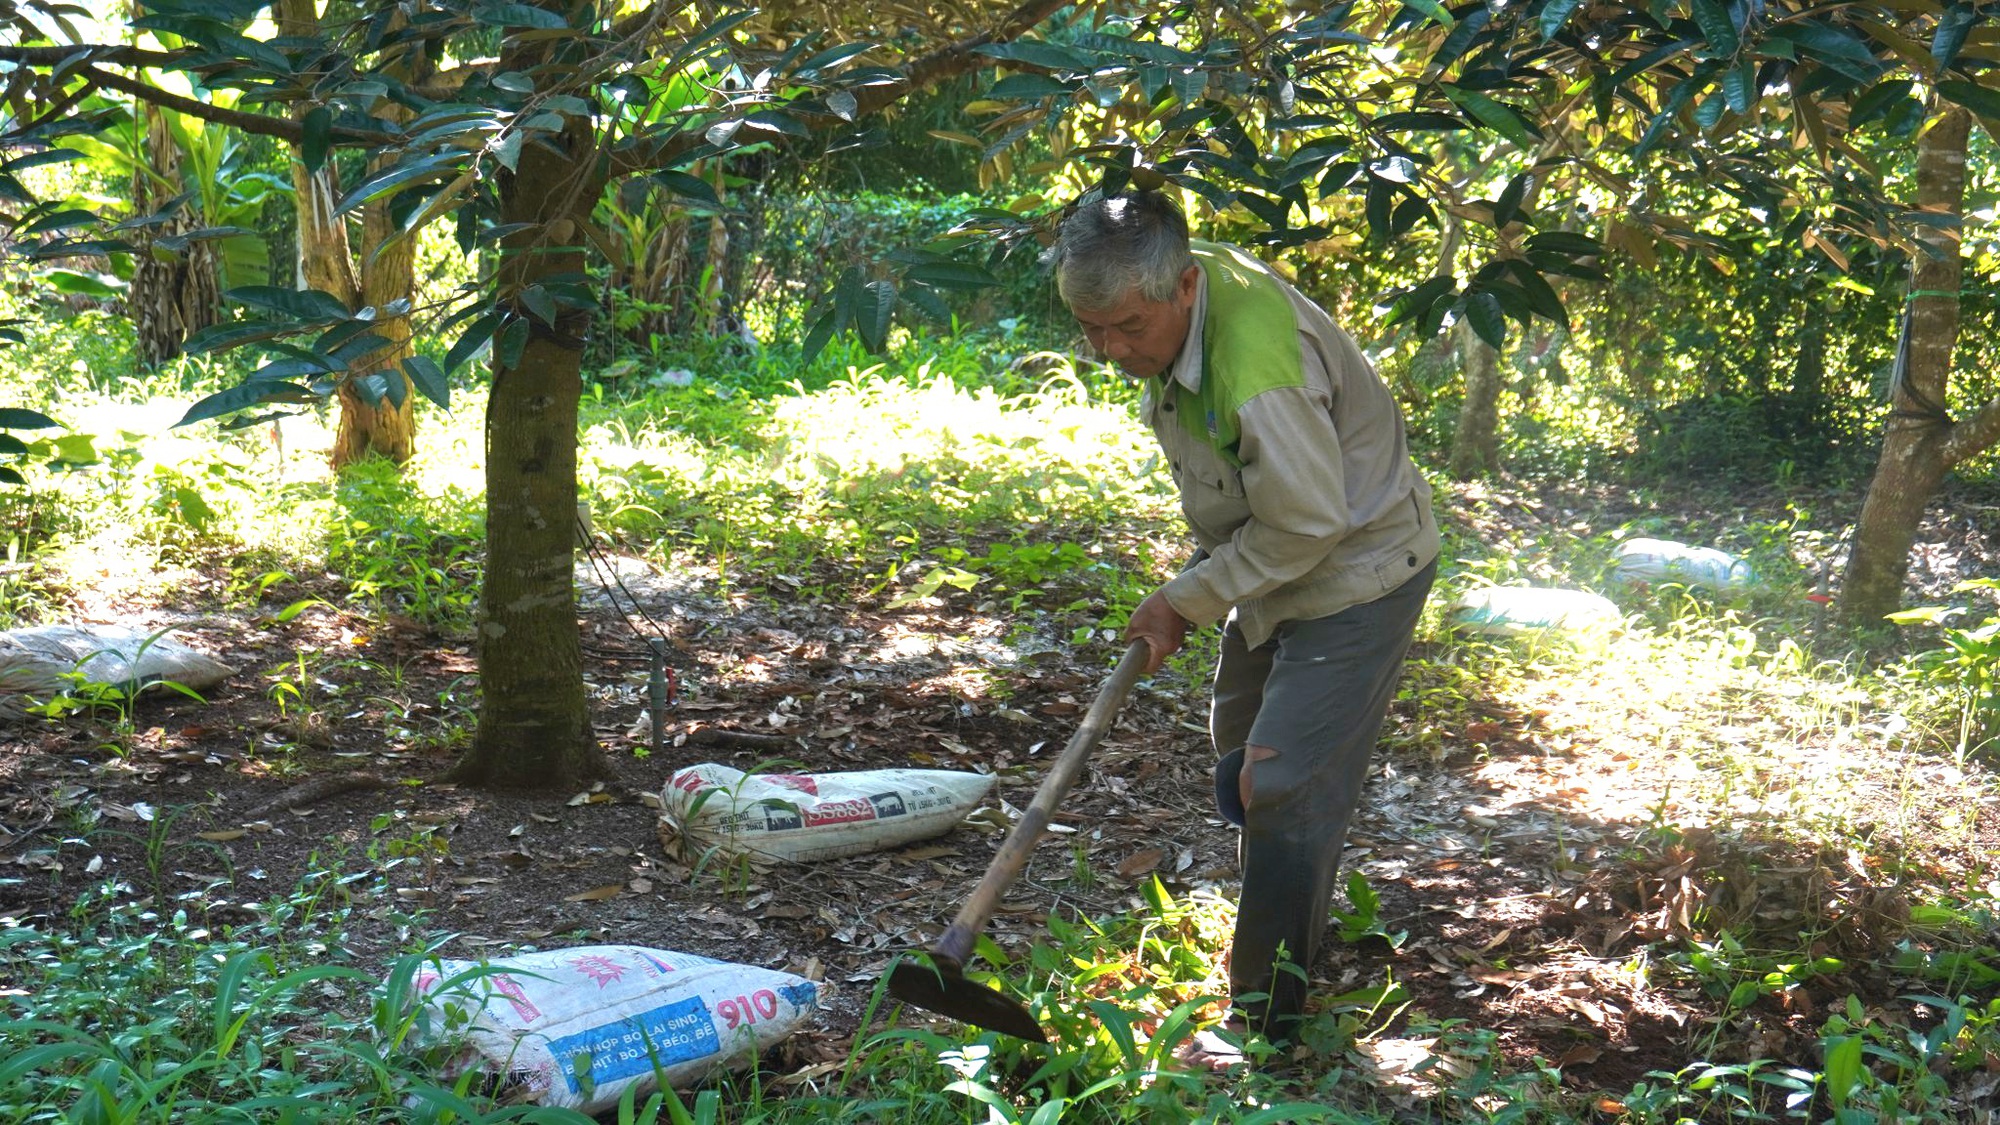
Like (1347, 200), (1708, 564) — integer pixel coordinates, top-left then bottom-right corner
(0, 44), (182, 68)
(605, 0), (1065, 178)
(865, 0), (1068, 114)
(1943, 396), (2000, 467)
(78, 65), (399, 145)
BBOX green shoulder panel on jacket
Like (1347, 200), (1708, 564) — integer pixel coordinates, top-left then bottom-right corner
(1177, 241), (1305, 466)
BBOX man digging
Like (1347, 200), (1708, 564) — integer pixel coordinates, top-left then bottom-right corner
(1048, 190), (1439, 1068)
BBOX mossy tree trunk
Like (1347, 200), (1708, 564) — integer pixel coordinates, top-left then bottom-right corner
(1840, 107), (1971, 629)
(1448, 318), (1502, 479)
(446, 112), (611, 790)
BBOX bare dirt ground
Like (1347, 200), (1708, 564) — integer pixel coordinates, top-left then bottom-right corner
(5, 476), (2000, 1113)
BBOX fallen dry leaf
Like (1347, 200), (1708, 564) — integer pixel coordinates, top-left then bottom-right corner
(197, 830), (247, 842)
(563, 883), (624, 902)
(1117, 848), (1166, 879)
(1555, 1044), (1601, 1068)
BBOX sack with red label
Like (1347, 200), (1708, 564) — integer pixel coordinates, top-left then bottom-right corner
(407, 944), (816, 1112)
(657, 764), (995, 864)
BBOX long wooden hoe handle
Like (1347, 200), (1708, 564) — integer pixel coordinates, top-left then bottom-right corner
(929, 639), (1152, 967)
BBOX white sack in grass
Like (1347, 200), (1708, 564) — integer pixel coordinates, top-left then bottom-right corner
(1448, 587), (1622, 638)
(0, 624), (235, 720)
(658, 764), (995, 864)
(410, 945), (816, 1112)
(1612, 538), (1757, 591)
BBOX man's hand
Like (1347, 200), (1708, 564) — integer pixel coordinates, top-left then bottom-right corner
(1125, 588), (1190, 674)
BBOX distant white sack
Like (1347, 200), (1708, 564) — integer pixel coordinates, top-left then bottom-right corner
(0, 624), (235, 720)
(408, 945), (816, 1112)
(1447, 587), (1623, 637)
(1612, 538), (1757, 591)
(658, 764), (996, 864)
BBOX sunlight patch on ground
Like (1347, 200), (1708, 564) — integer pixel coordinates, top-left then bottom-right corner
(1461, 618), (1999, 879)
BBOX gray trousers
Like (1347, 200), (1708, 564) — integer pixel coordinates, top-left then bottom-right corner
(1209, 559), (1434, 1034)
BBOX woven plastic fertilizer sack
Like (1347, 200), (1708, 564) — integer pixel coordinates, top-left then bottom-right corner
(1448, 587), (1621, 638)
(408, 945), (816, 1112)
(1612, 538), (1756, 591)
(659, 764), (995, 864)
(0, 624), (234, 721)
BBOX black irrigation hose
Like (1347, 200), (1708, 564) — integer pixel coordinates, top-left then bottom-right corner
(576, 515), (680, 755)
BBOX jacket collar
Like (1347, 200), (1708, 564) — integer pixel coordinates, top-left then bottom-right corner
(1164, 264), (1209, 394)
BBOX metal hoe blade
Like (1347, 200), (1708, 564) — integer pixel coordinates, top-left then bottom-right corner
(885, 954), (1047, 1043)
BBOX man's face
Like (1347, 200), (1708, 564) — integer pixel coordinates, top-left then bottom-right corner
(1070, 265), (1200, 379)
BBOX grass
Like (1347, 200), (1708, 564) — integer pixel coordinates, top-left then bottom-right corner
(4, 299), (2000, 1120)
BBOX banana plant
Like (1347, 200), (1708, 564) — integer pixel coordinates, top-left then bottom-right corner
(59, 94), (284, 292)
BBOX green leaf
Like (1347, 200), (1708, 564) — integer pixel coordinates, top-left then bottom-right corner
(1823, 1034), (1864, 1108)
(1378, 275), (1457, 327)
(18, 208), (96, 238)
(176, 381), (319, 427)
(183, 319), (300, 355)
(302, 106), (332, 174)
(974, 39), (1095, 72)
(799, 308), (837, 365)
(1938, 80), (2000, 121)
(1526, 231), (1601, 256)
(1849, 79), (1915, 128)
(1465, 291), (1507, 350)
(1492, 173), (1528, 229)
(497, 316), (530, 369)
(856, 280), (896, 353)
(1441, 85), (1538, 148)
(902, 261), (998, 290)
(800, 41), (876, 74)
(1691, 0), (1738, 56)
(1770, 22), (1884, 82)
(1397, 0), (1455, 29)
(225, 285), (351, 322)
(648, 172), (712, 207)
(0, 465), (24, 485)
(986, 73), (1074, 100)
(404, 355), (449, 409)
(1722, 60), (1755, 114)
(40, 269), (124, 298)
(1431, 6), (1492, 72)
(1934, 4), (1977, 76)
(0, 434), (27, 456)
(445, 309), (503, 372)
(473, 2), (568, 29)
(335, 154), (454, 216)
(1539, 0), (1583, 40)
(1504, 259), (1569, 325)
(0, 408), (60, 430)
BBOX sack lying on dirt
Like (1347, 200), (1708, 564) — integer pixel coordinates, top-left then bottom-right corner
(0, 624), (235, 720)
(410, 944), (816, 1112)
(1448, 587), (1622, 637)
(1612, 538), (1757, 591)
(658, 764), (995, 864)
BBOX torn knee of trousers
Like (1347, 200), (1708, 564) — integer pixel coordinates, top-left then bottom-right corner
(1212, 747), (1247, 827)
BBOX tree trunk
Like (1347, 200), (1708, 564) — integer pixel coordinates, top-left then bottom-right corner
(329, 158), (419, 468)
(1449, 319), (1502, 479)
(129, 100), (219, 365)
(448, 117), (610, 790)
(1839, 107), (1970, 629)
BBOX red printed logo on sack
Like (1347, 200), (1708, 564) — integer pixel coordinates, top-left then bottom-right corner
(492, 974), (543, 1023)
(801, 797), (879, 828)
(763, 774), (820, 795)
(569, 953), (629, 988)
(667, 770), (712, 796)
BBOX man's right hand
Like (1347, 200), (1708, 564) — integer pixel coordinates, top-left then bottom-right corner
(1125, 588), (1190, 674)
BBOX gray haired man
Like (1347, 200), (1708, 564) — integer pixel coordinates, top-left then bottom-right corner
(1050, 190), (1438, 1064)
